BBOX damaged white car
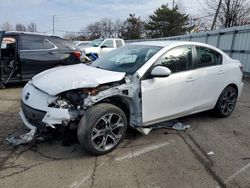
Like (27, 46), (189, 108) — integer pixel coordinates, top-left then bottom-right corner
(18, 41), (243, 155)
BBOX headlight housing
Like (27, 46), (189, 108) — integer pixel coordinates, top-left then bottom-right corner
(55, 99), (73, 109)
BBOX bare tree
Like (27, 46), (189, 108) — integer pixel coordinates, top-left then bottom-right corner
(1, 22), (13, 31)
(27, 22), (37, 32)
(113, 19), (125, 38)
(16, 23), (27, 31)
(83, 22), (102, 40)
(100, 18), (115, 38)
(82, 18), (120, 40)
(207, 0), (250, 28)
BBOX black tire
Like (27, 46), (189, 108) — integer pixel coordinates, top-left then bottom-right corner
(213, 86), (238, 117)
(77, 103), (127, 155)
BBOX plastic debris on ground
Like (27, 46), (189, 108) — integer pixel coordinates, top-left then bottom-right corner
(6, 129), (36, 146)
(207, 151), (215, 155)
(136, 120), (190, 135)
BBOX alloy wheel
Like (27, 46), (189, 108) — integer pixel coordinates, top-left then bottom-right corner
(91, 113), (125, 151)
(220, 87), (237, 116)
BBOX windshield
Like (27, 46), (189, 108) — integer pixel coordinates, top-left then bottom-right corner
(89, 39), (104, 47)
(90, 45), (162, 75)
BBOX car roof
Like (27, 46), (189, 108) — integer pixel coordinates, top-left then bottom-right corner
(130, 40), (217, 48)
(5, 31), (61, 38)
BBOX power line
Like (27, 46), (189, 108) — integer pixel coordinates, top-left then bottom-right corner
(211, 0), (222, 30)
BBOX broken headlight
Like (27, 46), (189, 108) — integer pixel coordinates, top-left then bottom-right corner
(55, 99), (73, 109)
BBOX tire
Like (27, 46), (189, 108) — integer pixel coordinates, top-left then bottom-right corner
(77, 103), (127, 155)
(213, 86), (238, 117)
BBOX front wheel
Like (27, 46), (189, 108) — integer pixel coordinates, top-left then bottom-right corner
(78, 103), (127, 155)
(213, 86), (238, 117)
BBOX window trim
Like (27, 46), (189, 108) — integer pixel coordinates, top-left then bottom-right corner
(141, 45), (195, 80)
(20, 37), (58, 52)
(193, 45), (223, 69)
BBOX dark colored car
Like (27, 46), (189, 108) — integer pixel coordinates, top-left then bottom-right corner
(0, 31), (81, 87)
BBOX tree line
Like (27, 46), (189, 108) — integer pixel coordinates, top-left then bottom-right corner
(70, 5), (194, 40)
(1, 22), (37, 32)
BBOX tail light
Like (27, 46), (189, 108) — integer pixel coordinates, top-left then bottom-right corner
(72, 51), (81, 59)
(239, 63), (243, 73)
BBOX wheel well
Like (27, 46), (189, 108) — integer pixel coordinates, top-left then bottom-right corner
(227, 83), (238, 97)
(98, 97), (130, 118)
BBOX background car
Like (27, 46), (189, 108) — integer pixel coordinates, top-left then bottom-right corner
(81, 38), (125, 60)
(19, 41), (243, 155)
(0, 31), (81, 87)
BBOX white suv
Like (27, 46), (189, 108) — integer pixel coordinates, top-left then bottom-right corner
(19, 41), (243, 155)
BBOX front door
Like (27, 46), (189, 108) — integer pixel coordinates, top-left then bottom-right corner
(99, 39), (115, 56)
(141, 46), (197, 125)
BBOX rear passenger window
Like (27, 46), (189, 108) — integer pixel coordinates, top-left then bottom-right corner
(115, 40), (123, 47)
(154, 46), (193, 73)
(196, 46), (222, 67)
(44, 39), (55, 49)
(22, 36), (56, 50)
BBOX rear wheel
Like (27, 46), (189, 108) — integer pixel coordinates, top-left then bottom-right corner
(78, 103), (127, 155)
(213, 86), (238, 117)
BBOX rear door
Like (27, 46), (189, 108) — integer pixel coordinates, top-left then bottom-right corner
(0, 31), (5, 84)
(192, 46), (224, 111)
(20, 35), (59, 80)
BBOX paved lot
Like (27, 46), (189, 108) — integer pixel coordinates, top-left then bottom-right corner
(0, 79), (250, 188)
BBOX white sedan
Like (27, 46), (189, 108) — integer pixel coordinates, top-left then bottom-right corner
(19, 41), (243, 155)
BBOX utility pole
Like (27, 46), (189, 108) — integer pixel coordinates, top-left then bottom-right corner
(53, 15), (55, 35)
(172, 0), (175, 9)
(211, 0), (222, 30)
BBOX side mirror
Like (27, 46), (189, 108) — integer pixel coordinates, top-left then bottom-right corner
(151, 66), (171, 77)
(100, 45), (107, 49)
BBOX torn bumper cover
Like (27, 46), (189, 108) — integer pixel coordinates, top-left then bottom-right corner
(7, 107), (74, 145)
(6, 110), (37, 145)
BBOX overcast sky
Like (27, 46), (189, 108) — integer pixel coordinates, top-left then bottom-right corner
(0, 0), (206, 35)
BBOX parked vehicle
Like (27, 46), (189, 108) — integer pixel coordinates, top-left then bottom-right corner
(19, 41), (243, 155)
(0, 31), (81, 87)
(74, 41), (90, 50)
(81, 38), (125, 60)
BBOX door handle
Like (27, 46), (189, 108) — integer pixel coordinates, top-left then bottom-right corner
(185, 77), (195, 82)
(48, 51), (55, 55)
(217, 70), (225, 75)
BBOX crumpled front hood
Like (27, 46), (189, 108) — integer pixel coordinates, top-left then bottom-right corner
(32, 64), (125, 96)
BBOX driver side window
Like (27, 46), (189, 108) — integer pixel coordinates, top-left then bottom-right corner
(102, 40), (114, 48)
(154, 46), (193, 73)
